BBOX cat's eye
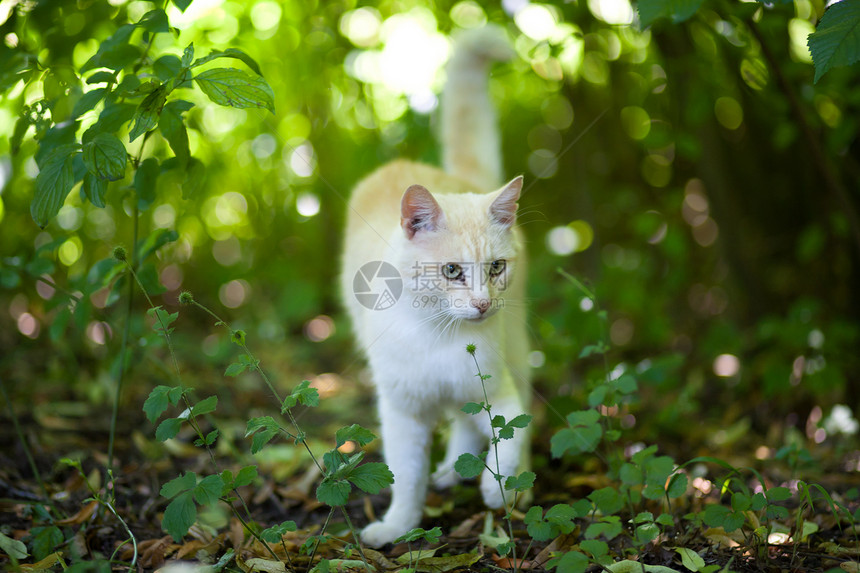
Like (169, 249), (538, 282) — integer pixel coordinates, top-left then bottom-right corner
(442, 263), (463, 280)
(489, 259), (506, 276)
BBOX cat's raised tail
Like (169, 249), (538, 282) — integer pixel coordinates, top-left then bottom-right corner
(441, 26), (513, 191)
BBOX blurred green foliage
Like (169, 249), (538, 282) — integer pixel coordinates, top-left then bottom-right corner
(0, 0), (857, 447)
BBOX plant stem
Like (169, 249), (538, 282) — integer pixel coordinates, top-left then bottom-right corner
(108, 205), (138, 476)
(468, 350), (520, 573)
(339, 508), (373, 572)
(308, 508), (334, 572)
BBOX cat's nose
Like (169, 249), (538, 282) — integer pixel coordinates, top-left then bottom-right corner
(472, 298), (491, 313)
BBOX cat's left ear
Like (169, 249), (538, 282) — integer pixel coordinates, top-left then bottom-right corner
(489, 176), (523, 228)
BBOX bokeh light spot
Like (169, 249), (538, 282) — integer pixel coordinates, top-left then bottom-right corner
(305, 315), (335, 342)
(17, 312), (39, 339)
(713, 353), (740, 377)
(714, 96), (743, 130)
(58, 237), (82, 266)
(219, 279), (250, 308)
(546, 225), (578, 255)
(515, 4), (558, 42)
(296, 192), (321, 217)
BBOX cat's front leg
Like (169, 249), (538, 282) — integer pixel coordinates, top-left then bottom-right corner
(361, 395), (433, 547)
(432, 409), (484, 489)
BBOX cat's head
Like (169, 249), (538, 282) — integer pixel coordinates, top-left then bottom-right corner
(397, 177), (523, 322)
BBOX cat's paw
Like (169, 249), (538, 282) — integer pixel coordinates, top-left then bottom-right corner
(431, 466), (460, 489)
(361, 520), (408, 548)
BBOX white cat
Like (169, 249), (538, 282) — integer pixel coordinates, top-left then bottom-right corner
(340, 27), (531, 548)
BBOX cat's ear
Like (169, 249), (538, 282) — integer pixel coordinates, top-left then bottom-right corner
(401, 185), (445, 239)
(489, 176), (523, 228)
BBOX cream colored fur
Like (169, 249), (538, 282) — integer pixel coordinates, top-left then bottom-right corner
(340, 27), (530, 547)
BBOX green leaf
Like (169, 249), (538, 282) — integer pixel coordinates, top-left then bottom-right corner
(578, 343), (607, 358)
(134, 157), (159, 210)
(283, 379), (320, 410)
(667, 473), (688, 499)
(154, 55), (182, 82)
(163, 491), (196, 542)
(81, 24), (140, 72)
(616, 374), (637, 394)
(159, 100), (193, 164)
(546, 550), (589, 573)
(675, 547), (706, 572)
(90, 102), (136, 136)
(234, 465), (258, 488)
(551, 417), (603, 458)
(30, 526), (63, 562)
(346, 462), (393, 494)
(644, 455), (674, 486)
(766, 486), (792, 502)
(620, 463), (644, 485)
(638, 0), (705, 28)
(194, 68), (275, 113)
(191, 395), (218, 416)
(204, 429), (219, 446)
(394, 526), (442, 544)
(461, 402), (483, 415)
(129, 86), (167, 142)
(31, 144), (79, 227)
(246, 416), (280, 454)
(156, 417), (183, 441)
(316, 477), (351, 506)
(192, 48), (264, 76)
(524, 506), (553, 541)
(587, 385), (608, 407)
(72, 88), (107, 119)
(335, 423), (376, 448)
(261, 521), (297, 543)
(193, 474), (224, 505)
(160, 471), (197, 499)
(82, 132), (127, 181)
(0, 531), (28, 560)
(82, 173), (108, 208)
(504, 471), (535, 492)
(139, 9), (169, 34)
(635, 522), (660, 544)
(584, 516), (623, 541)
(750, 492), (767, 511)
(580, 539), (608, 559)
(808, 0), (860, 83)
(702, 504), (731, 528)
(143, 385), (174, 423)
(545, 503), (578, 532)
(181, 43), (195, 67)
(454, 453), (484, 479)
(731, 492), (751, 512)
(589, 487), (625, 515)
(86, 71), (116, 84)
(225, 362), (246, 377)
(173, 0), (193, 12)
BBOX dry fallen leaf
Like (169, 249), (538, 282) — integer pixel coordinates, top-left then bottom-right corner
(532, 532), (577, 567)
(56, 500), (98, 526)
(240, 557), (287, 573)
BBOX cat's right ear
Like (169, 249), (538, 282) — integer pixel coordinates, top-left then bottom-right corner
(401, 185), (444, 239)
